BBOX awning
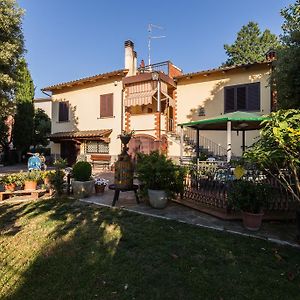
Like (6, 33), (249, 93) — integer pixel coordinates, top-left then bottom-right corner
(49, 129), (112, 142)
(179, 111), (269, 131)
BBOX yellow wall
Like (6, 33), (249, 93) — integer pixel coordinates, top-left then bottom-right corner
(172, 65), (272, 157)
(51, 79), (123, 159)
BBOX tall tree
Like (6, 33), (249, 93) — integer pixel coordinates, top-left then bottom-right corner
(224, 22), (279, 66)
(12, 59), (35, 158)
(32, 108), (51, 149)
(271, 0), (300, 109)
(0, 0), (24, 117)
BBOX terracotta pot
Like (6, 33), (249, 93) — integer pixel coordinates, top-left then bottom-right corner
(24, 180), (37, 191)
(44, 177), (50, 186)
(5, 183), (16, 192)
(95, 184), (106, 194)
(242, 211), (264, 231)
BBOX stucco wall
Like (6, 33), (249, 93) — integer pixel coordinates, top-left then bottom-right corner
(175, 65), (271, 156)
(51, 79), (123, 156)
(34, 99), (52, 118)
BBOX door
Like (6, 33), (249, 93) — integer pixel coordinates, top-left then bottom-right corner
(61, 141), (80, 166)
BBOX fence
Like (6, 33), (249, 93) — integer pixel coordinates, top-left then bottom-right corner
(174, 161), (297, 220)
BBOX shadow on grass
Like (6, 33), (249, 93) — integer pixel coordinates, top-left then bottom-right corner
(2, 198), (300, 300)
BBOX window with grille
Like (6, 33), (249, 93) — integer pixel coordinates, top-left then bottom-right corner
(86, 141), (109, 154)
(224, 82), (260, 113)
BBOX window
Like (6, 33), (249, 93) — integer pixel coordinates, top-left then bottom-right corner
(58, 101), (69, 122)
(224, 83), (260, 113)
(86, 141), (109, 154)
(100, 93), (113, 118)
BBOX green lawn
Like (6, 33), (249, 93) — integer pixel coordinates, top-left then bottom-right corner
(0, 199), (299, 300)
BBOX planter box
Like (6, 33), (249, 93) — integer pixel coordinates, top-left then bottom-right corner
(72, 180), (95, 198)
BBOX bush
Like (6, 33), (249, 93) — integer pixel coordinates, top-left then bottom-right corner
(72, 161), (92, 181)
(227, 180), (272, 213)
(136, 151), (186, 197)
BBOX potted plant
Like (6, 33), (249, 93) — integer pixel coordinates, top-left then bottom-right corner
(118, 130), (135, 146)
(136, 151), (186, 209)
(23, 170), (42, 191)
(0, 174), (18, 192)
(227, 180), (271, 231)
(42, 170), (55, 186)
(94, 178), (109, 193)
(71, 161), (94, 198)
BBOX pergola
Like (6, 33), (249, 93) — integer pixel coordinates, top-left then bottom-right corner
(178, 111), (269, 162)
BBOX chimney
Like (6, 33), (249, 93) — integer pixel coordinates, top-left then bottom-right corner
(133, 51), (137, 75)
(124, 40), (135, 76)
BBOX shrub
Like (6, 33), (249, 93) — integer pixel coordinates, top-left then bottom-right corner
(136, 151), (186, 197)
(72, 161), (92, 181)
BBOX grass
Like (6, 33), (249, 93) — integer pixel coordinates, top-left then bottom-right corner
(0, 198), (300, 300)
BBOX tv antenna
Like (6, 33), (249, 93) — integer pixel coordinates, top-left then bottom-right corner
(148, 23), (166, 66)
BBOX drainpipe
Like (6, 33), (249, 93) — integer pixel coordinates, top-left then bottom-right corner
(180, 125), (184, 163)
(227, 121), (232, 163)
(157, 78), (161, 140)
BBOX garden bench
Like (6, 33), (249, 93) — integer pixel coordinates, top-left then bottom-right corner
(0, 189), (47, 201)
(90, 155), (111, 170)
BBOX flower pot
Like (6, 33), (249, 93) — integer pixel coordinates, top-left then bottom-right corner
(95, 184), (106, 194)
(72, 180), (95, 198)
(24, 180), (37, 191)
(5, 183), (16, 192)
(148, 189), (168, 209)
(44, 177), (51, 186)
(242, 211), (264, 231)
(120, 135), (131, 146)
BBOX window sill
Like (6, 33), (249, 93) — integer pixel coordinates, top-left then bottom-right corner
(97, 116), (115, 119)
(56, 120), (70, 123)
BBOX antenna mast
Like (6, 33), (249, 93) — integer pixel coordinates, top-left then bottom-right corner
(148, 24), (166, 66)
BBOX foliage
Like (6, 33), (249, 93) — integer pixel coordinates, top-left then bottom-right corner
(136, 151), (186, 197)
(32, 108), (51, 148)
(224, 21), (279, 66)
(0, 0), (24, 118)
(0, 117), (8, 148)
(12, 59), (35, 154)
(118, 130), (135, 138)
(227, 180), (272, 213)
(244, 109), (300, 202)
(50, 159), (67, 196)
(271, 0), (300, 109)
(0, 174), (17, 185)
(41, 170), (55, 180)
(72, 161), (92, 181)
(23, 170), (42, 182)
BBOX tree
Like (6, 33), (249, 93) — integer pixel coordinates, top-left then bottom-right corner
(12, 59), (35, 158)
(224, 22), (280, 66)
(32, 108), (51, 149)
(0, 0), (24, 117)
(271, 0), (300, 109)
(244, 109), (300, 203)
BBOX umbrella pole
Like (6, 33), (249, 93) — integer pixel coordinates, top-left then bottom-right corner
(180, 126), (184, 162)
(242, 130), (246, 153)
(227, 121), (232, 163)
(196, 128), (200, 160)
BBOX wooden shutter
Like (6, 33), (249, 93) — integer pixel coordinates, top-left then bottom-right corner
(247, 83), (260, 111)
(100, 93), (113, 117)
(59, 101), (69, 122)
(225, 87), (235, 112)
(236, 86), (246, 110)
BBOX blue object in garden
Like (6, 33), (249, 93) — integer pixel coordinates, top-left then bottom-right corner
(28, 155), (42, 171)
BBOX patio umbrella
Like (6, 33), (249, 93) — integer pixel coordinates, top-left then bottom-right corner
(178, 111), (269, 162)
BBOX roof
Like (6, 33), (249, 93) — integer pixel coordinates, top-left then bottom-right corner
(49, 129), (112, 140)
(175, 61), (272, 81)
(33, 97), (51, 102)
(179, 111), (269, 131)
(42, 69), (128, 92)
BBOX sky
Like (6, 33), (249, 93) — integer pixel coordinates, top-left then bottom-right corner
(17, 0), (294, 97)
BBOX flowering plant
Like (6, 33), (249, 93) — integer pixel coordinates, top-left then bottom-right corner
(95, 178), (109, 186)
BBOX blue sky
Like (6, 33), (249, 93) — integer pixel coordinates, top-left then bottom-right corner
(18, 0), (293, 97)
